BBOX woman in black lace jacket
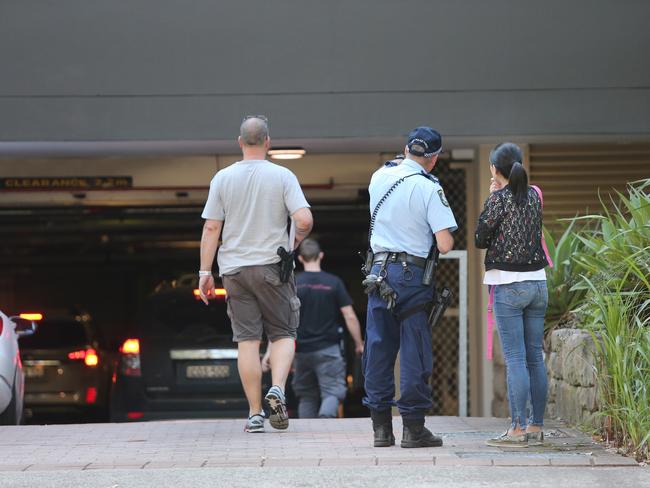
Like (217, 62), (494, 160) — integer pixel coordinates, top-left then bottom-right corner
(475, 142), (549, 448)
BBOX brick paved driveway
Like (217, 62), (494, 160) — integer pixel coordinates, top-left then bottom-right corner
(0, 416), (639, 472)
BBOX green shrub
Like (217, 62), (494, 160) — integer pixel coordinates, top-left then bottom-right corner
(582, 284), (650, 461)
(543, 221), (588, 335)
(572, 179), (650, 296)
(571, 178), (650, 461)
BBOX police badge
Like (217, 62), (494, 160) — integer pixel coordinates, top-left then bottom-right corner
(438, 189), (450, 207)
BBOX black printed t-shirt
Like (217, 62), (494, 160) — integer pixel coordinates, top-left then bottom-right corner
(295, 271), (353, 353)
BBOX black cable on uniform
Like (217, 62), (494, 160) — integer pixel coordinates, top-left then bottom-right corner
(368, 173), (422, 244)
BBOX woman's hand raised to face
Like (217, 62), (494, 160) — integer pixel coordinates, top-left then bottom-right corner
(489, 178), (504, 194)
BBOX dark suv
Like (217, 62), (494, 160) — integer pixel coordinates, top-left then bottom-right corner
(20, 312), (114, 420)
(110, 275), (271, 421)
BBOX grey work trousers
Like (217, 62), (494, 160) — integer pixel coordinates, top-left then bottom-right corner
(292, 344), (347, 418)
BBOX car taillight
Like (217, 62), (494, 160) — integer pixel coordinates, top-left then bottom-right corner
(121, 338), (140, 354)
(119, 338), (141, 377)
(85, 387), (98, 404)
(0, 318), (3, 336)
(85, 350), (99, 366)
(193, 288), (227, 300)
(68, 348), (100, 367)
(19, 313), (43, 321)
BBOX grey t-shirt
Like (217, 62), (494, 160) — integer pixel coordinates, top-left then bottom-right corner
(201, 159), (310, 276)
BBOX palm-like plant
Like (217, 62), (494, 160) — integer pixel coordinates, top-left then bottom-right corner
(543, 221), (588, 335)
(571, 178), (650, 461)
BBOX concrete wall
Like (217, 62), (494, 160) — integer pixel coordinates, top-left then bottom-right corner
(1, 1), (649, 144)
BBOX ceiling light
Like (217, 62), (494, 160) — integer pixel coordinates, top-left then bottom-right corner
(268, 147), (306, 160)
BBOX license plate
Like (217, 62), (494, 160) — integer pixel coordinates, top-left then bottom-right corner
(24, 366), (45, 378)
(186, 364), (230, 379)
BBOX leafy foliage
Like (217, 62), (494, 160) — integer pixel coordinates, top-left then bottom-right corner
(543, 221), (588, 334)
(570, 178), (650, 461)
(583, 284), (650, 461)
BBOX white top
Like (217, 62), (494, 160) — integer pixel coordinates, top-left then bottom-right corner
(202, 160), (309, 276)
(483, 269), (546, 285)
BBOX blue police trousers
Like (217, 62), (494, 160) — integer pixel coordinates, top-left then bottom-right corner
(362, 262), (434, 420)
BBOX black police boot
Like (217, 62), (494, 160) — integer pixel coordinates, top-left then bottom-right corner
(371, 410), (395, 447)
(401, 418), (443, 448)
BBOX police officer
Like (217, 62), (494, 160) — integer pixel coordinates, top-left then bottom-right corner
(383, 153), (405, 167)
(363, 126), (457, 448)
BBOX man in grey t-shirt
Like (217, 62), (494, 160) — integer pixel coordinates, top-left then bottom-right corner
(199, 115), (313, 433)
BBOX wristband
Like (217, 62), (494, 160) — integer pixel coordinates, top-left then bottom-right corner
(198, 270), (213, 277)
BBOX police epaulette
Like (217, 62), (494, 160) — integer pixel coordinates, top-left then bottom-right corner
(420, 172), (439, 184)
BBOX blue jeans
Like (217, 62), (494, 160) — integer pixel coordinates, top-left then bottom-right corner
(493, 280), (548, 429)
(363, 263), (434, 420)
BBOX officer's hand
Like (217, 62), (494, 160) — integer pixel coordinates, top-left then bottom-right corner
(354, 342), (364, 355)
(199, 275), (216, 305)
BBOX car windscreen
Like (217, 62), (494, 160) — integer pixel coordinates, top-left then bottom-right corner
(19, 319), (89, 349)
(143, 289), (231, 340)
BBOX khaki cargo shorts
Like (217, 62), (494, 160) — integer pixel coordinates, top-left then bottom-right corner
(222, 264), (300, 342)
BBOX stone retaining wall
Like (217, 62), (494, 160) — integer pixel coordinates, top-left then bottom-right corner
(492, 328), (600, 427)
(546, 328), (599, 426)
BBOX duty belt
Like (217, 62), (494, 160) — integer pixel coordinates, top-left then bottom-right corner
(373, 252), (427, 268)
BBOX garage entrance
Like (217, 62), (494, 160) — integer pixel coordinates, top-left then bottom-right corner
(0, 153), (470, 419)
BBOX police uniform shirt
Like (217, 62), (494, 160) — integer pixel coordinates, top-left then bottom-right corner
(369, 158), (458, 258)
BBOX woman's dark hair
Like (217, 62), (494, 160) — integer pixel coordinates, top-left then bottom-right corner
(490, 142), (528, 205)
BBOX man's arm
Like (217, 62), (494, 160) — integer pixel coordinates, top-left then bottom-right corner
(340, 305), (364, 355)
(291, 207), (313, 249)
(435, 228), (454, 254)
(198, 219), (223, 305)
(284, 170), (312, 249)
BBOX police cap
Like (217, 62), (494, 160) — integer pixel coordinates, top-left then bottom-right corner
(407, 127), (442, 158)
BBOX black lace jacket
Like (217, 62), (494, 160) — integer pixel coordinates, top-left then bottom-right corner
(475, 186), (549, 272)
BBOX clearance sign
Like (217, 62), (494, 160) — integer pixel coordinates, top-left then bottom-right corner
(0, 176), (133, 190)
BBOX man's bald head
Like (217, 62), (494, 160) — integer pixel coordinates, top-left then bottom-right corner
(240, 116), (269, 146)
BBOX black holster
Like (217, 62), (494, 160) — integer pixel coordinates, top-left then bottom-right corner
(395, 287), (453, 329)
(428, 287), (453, 328)
(276, 246), (294, 283)
(358, 249), (374, 276)
(421, 243), (439, 286)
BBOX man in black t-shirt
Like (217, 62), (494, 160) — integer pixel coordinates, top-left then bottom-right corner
(291, 238), (364, 418)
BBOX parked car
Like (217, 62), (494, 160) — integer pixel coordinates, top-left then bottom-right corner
(0, 311), (39, 425)
(19, 312), (115, 421)
(110, 274), (272, 421)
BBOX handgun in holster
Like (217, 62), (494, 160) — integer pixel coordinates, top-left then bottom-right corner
(421, 243), (439, 286)
(421, 237), (452, 328)
(277, 246), (295, 283)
